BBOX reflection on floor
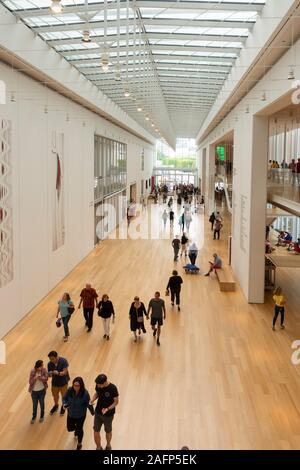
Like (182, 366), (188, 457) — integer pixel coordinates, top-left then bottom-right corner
(1, 201), (300, 450)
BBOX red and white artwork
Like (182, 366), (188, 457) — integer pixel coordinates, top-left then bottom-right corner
(0, 119), (13, 287)
(51, 131), (65, 251)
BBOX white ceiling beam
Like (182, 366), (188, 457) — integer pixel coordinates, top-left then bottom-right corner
(33, 21), (248, 41)
(70, 54), (235, 66)
(15, 1), (264, 18)
(91, 76), (224, 85)
(60, 44), (240, 57)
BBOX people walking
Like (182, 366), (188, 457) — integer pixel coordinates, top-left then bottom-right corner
(97, 294), (115, 340)
(129, 296), (147, 342)
(57, 292), (74, 342)
(169, 209), (174, 227)
(272, 287), (285, 331)
(179, 213), (185, 232)
(147, 291), (166, 346)
(28, 360), (48, 424)
(62, 377), (91, 450)
(213, 218), (223, 240)
(205, 253), (222, 276)
(172, 235), (181, 261)
(188, 242), (198, 266)
(91, 374), (119, 451)
(209, 212), (215, 231)
(185, 212), (192, 232)
(78, 283), (98, 332)
(47, 351), (70, 416)
(162, 209), (168, 229)
(180, 233), (189, 257)
(166, 270), (183, 311)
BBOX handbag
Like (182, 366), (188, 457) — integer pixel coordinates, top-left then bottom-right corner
(68, 306), (75, 315)
(56, 318), (62, 328)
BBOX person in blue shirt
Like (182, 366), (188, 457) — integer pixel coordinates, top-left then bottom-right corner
(57, 292), (74, 342)
(63, 377), (91, 450)
(47, 351), (70, 416)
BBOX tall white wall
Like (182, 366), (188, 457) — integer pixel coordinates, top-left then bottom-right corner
(0, 60), (155, 339)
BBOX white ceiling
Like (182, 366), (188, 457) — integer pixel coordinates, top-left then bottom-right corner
(1, 0), (265, 140)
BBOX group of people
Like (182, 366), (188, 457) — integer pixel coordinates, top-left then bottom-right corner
(28, 352), (119, 451)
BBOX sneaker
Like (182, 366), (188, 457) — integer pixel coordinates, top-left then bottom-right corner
(105, 444), (112, 450)
(153, 329), (157, 337)
(281, 325), (285, 329)
(171, 303), (174, 306)
(134, 337), (137, 342)
(205, 273), (210, 277)
(156, 338), (160, 346)
(76, 443), (82, 450)
(63, 336), (68, 342)
(87, 328), (91, 332)
(50, 405), (59, 415)
(60, 406), (65, 416)
(96, 447), (103, 450)
(103, 334), (107, 339)
(178, 306), (181, 311)
(106, 335), (110, 340)
(39, 417), (44, 423)
(272, 326), (276, 331)
(30, 418), (36, 424)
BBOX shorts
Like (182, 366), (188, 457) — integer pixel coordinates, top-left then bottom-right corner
(51, 385), (68, 402)
(151, 317), (163, 326)
(94, 413), (114, 433)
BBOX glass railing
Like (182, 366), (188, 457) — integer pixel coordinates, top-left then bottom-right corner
(267, 169), (300, 205)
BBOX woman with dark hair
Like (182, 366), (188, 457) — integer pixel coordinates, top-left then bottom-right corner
(28, 360), (48, 424)
(129, 296), (147, 342)
(97, 294), (115, 340)
(63, 377), (91, 450)
(57, 292), (74, 342)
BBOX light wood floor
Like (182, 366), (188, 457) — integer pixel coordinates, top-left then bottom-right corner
(1, 201), (300, 450)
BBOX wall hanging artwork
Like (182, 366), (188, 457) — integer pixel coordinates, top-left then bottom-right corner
(51, 131), (65, 251)
(0, 119), (13, 287)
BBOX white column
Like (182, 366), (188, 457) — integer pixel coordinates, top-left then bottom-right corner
(205, 144), (215, 215)
(232, 115), (268, 303)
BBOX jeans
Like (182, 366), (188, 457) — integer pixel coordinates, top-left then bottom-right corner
(62, 315), (71, 337)
(214, 229), (220, 240)
(67, 415), (86, 444)
(171, 288), (181, 306)
(273, 306), (285, 326)
(31, 389), (46, 419)
(83, 308), (94, 329)
(189, 254), (197, 265)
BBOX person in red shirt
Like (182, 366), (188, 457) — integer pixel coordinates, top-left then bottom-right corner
(78, 284), (98, 332)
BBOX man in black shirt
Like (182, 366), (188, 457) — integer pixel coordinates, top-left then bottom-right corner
(166, 270), (183, 311)
(172, 235), (180, 261)
(90, 374), (119, 450)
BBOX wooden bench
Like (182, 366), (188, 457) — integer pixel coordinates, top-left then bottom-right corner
(215, 266), (236, 292)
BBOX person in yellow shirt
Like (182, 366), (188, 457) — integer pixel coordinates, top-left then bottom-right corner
(272, 287), (285, 331)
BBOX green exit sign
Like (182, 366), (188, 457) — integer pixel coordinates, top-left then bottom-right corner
(216, 146), (225, 162)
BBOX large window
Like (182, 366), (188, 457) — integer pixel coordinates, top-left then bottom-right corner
(94, 135), (127, 201)
(156, 138), (196, 169)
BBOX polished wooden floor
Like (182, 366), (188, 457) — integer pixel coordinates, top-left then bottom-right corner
(1, 200), (300, 450)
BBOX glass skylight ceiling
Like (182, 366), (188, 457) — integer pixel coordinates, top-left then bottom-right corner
(0, 0), (266, 138)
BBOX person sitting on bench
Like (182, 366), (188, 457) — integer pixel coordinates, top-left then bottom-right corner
(205, 253), (222, 276)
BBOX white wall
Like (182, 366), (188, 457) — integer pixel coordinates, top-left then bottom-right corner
(198, 36), (300, 303)
(0, 60), (155, 339)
